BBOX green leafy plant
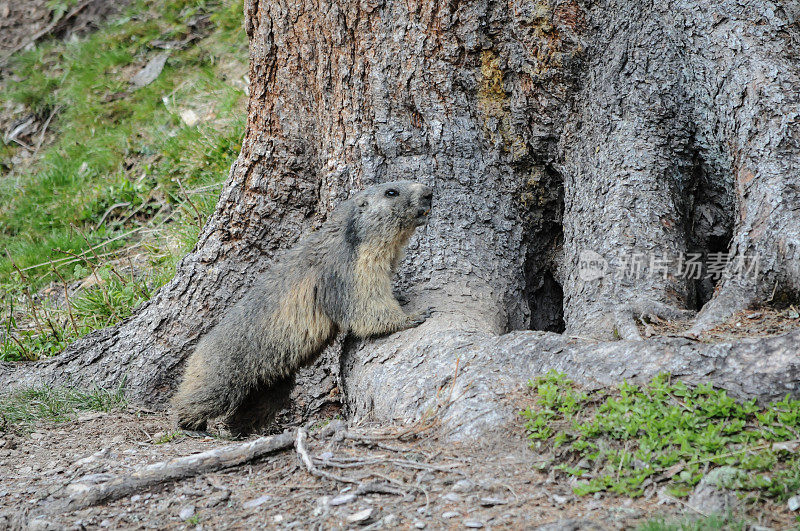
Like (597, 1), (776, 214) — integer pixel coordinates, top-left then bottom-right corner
(522, 371), (800, 502)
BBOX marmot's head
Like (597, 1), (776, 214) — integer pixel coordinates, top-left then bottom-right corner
(348, 181), (433, 244)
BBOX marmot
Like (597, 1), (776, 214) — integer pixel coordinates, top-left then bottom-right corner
(172, 181), (433, 431)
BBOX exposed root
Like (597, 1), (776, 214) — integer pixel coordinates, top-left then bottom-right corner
(34, 430), (297, 516)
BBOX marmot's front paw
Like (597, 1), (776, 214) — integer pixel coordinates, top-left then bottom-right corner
(406, 307), (433, 328)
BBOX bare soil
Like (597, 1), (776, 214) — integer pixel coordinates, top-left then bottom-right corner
(647, 306), (800, 342)
(1, 396), (793, 530)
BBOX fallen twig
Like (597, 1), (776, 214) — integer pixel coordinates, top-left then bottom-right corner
(18, 226), (145, 273)
(35, 430), (296, 515)
(32, 105), (62, 158)
(295, 428), (361, 485)
(95, 202), (132, 229)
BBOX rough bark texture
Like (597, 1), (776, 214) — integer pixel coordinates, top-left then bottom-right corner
(1, 0), (798, 436)
(343, 328), (800, 440)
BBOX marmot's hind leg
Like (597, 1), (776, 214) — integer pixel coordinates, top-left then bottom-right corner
(173, 378), (245, 432)
(223, 375), (296, 435)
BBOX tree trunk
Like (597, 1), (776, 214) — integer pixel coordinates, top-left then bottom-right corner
(2, 0), (798, 436)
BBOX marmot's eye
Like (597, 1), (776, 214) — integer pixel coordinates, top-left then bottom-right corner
(384, 189), (398, 197)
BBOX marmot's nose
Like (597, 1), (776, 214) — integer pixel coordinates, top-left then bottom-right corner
(420, 187), (433, 207)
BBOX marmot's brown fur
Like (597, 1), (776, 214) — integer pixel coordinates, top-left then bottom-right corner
(172, 181), (433, 431)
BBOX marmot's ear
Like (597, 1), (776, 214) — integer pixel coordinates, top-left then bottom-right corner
(356, 198), (368, 208)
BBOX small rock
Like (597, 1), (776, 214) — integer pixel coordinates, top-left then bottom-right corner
(346, 508), (374, 524)
(416, 471), (436, 484)
(788, 494), (800, 511)
(534, 519), (604, 530)
(383, 514), (397, 525)
(442, 492), (461, 502)
(464, 520), (484, 528)
(773, 441), (799, 453)
(30, 432), (45, 440)
(18, 466), (32, 475)
(414, 521), (426, 529)
(320, 451), (334, 460)
(442, 511), (460, 519)
(552, 494), (569, 505)
(131, 53), (169, 88)
(73, 448), (111, 468)
(242, 495), (271, 509)
(77, 412), (106, 422)
(178, 505), (195, 520)
(274, 514), (284, 523)
(451, 479), (476, 493)
(746, 312), (762, 319)
(329, 493), (356, 506)
(479, 497), (507, 506)
(24, 518), (61, 531)
(203, 490), (230, 508)
(179, 109), (200, 127)
(99, 520), (111, 528)
(131, 495), (141, 503)
(688, 466), (743, 515)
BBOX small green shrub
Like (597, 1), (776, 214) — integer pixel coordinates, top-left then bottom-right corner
(522, 372), (800, 501)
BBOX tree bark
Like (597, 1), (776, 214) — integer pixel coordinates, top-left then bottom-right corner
(1, 0), (798, 436)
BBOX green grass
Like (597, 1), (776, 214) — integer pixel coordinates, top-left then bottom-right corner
(0, 0), (246, 288)
(522, 372), (800, 503)
(0, 383), (127, 432)
(637, 514), (746, 531)
(0, 0), (247, 361)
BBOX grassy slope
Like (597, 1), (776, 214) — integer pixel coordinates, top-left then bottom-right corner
(0, 0), (247, 361)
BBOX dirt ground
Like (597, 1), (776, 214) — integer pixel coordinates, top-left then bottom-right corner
(0, 403), (789, 531)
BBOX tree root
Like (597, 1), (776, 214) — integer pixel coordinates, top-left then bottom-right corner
(33, 430), (296, 516)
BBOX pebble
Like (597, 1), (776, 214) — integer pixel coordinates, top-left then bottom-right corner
(552, 494), (569, 505)
(180, 109), (200, 127)
(242, 495), (271, 509)
(203, 490), (230, 508)
(178, 505), (195, 520)
(346, 508), (373, 524)
(788, 494), (800, 511)
(99, 519), (111, 527)
(329, 493), (356, 506)
(131, 495), (141, 503)
(479, 497), (506, 506)
(464, 520), (484, 528)
(274, 515), (284, 523)
(442, 511), (460, 519)
(442, 492), (461, 502)
(416, 471), (436, 484)
(451, 479), (475, 493)
(414, 521), (426, 529)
